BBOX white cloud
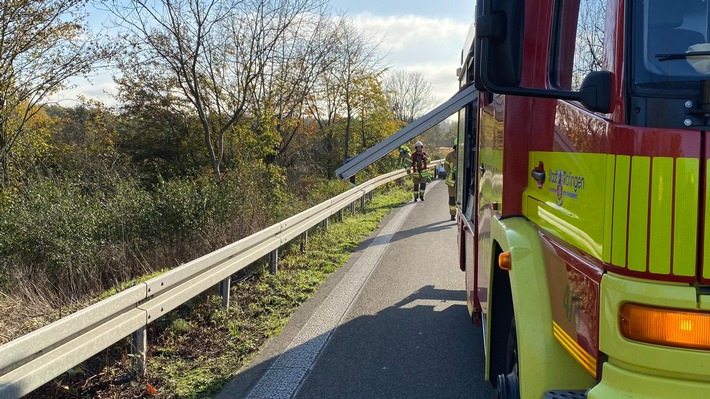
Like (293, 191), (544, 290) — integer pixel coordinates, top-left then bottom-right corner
(349, 12), (470, 103)
(49, 74), (118, 107)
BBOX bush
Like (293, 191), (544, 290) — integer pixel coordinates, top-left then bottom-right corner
(0, 162), (290, 303)
(0, 151), (361, 314)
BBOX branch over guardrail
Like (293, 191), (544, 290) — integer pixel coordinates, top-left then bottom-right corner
(0, 161), (442, 398)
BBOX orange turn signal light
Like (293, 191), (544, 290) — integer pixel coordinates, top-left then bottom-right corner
(498, 251), (512, 271)
(619, 303), (710, 350)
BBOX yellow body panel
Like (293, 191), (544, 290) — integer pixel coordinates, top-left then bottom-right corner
(489, 216), (595, 398)
(524, 152), (700, 278)
(590, 272), (710, 397)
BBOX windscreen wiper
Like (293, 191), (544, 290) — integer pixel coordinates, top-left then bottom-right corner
(656, 50), (710, 61)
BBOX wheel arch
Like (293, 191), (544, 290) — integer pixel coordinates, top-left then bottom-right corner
(487, 216), (595, 398)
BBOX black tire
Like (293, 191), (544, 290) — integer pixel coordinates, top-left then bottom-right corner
(496, 320), (520, 399)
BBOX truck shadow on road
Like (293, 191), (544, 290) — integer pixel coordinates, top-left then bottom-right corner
(221, 285), (496, 399)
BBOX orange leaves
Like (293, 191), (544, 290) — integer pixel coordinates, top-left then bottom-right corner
(145, 383), (158, 396)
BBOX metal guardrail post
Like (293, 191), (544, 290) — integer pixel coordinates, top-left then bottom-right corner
(269, 249), (279, 274)
(321, 217), (329, 230)
(360, 194), (366, 210)
(300, 231), (308, 253)
(368, 191), (373, 201)
(219, 278), (231, 308)
(131, 327), (147, 376)
(339, 208), (344, 222)
(350, 201), (356, 215)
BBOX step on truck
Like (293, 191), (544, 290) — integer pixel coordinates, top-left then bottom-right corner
(460, 0), (710, 398)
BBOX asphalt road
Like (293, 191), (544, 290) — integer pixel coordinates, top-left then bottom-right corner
(217, 180), (496, 399)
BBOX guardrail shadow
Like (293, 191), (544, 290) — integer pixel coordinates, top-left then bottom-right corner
(220, 285), (496, 399)
(358, 219), (454, 249)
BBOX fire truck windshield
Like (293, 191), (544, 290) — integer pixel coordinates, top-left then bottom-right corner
(633, 0), (710, 88)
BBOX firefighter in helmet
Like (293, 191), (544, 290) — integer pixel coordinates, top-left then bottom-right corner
(411, 141), (429, 202)
(444, 138), (458, 220)
(398, 145), (411, 173)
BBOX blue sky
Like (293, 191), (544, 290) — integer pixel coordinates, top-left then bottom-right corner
(52, 0), (476, 107)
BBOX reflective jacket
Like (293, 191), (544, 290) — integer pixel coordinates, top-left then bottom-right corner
(411, 151), (428, 173)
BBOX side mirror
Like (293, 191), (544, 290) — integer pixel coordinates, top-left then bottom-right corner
(473, 0), (612, 114)
(474, 0), (523, 91)
(579, 71), (612, 113)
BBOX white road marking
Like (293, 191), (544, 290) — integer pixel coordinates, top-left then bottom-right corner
(245, 201), (417, 399)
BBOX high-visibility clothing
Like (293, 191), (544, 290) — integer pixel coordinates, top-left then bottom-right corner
(444, 149), (457, 186)
(444, 149), (457, 216)
(411, 151), (429, 173)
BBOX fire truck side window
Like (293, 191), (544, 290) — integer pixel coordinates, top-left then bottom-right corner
(552, 0), (606, 91)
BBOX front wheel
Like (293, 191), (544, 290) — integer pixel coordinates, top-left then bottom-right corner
(496, 320), (519, 399)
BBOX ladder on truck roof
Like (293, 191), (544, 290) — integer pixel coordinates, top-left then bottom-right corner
(336, 84), (478, 180)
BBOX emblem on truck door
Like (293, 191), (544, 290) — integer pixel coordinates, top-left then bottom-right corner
(531, 161), (545, 188)
(548, 168), (585, 207)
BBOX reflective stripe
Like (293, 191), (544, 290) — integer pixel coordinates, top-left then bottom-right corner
(553, 321), (596, 377)
(612, 156), (631, 268)
(628, 156), (650, 272)
(673, 158), (698, 277)
(649, 157), (673, 274)
(612, 156), (699, 276)
(603, 155), (616, 263)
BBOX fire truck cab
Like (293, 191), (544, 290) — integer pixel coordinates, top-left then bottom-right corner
(458, 0), (710, 398)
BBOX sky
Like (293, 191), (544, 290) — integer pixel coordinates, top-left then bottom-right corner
(329, 0), (475, 102)
(51, 0), (476, 108)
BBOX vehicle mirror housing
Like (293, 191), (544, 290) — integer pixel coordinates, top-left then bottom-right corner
(474, 0), (523, 91)
(473, 0), (612, 115)
(578, 71), (612, 113)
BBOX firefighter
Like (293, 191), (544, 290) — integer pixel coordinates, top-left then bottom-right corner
(411, 141), (429, 202)
(444, 138), (458, 220)
(398, 145), (411, 173)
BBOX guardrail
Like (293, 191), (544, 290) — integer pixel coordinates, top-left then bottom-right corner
(0, 161), (442, 398)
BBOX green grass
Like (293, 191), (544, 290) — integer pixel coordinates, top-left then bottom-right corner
(29, 183), (412, 399)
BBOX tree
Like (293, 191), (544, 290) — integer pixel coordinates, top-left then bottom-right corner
(113, 65), (204, 179)
(0, 0), (117, 185)
(383, 69), (435, 123)
(353, 72), (400, 168)
(252, 8), (337, 167)
(44, 100), (128, 182)
(106, 0), (329, 183)
(305, 17), (385, 177)
(571, 0), (606, 90)
(333, 21), (385, 162)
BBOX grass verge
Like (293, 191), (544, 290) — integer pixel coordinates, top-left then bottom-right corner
(25, 183), (411, 399)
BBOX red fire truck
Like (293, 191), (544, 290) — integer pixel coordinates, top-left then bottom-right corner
(459, 0), (710, 398)
(336, 1), (710, 397)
